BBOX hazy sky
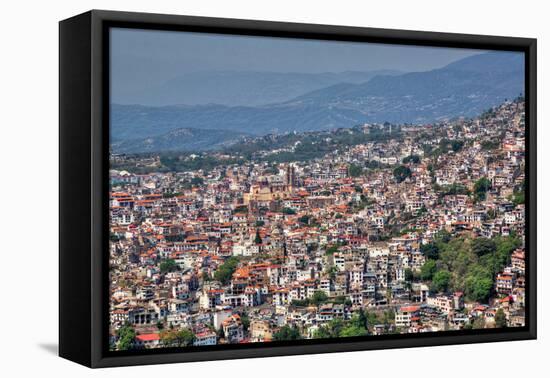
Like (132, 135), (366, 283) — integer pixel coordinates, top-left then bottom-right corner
(110, 27), (488, 103)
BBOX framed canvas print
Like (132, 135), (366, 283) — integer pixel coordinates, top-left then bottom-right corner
(59, 10), (537, 368)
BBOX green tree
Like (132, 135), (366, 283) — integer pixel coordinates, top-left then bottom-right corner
(365, 311), (380, 329)
(431, 270), (451, 293)
(240, 312), (250, 331)
(420, 243), (440, 260)
(313, 318), (345, 339)
(420, 260), (437, 281)
(472, 238), (496, 257)
(481, 140), (499, 150)
(513, 188), (525, 205)
(402, 155), (421, 164)
(495, 308), (507, 328)
(474, 177), (492, 202)
(234, 205), (248, 213)
(340, 325), (368, 337)
(273, 325), (302, 341)
(312, 325), (332, 339)
(217, 327), (225, 340)
(161, 328), (195, 347)
(214, 257), (240, 284)
(393, 165), (412, 183)
(464, 265), (493, 303)
(472, 317), (486, 329)
(325, 245), (339, 255)
(282, 207), (296, 215)
(160, 329), (177, 346)
(451, 140), (464, 152)
(176, 329), (195, 346)
(311, 290), (329, 306)
(494, 236), (521, 271)
(331, 295), (347, 305)
(435, 230), (452, 243)
(348, 164), (363, 177)
(382, 309), (395, 325)
(116, 323), (136, 351)
(254, 229), (263, 245)
(404, 268), (414, 282)
(350, 308), (368, 330)
(190, 177), (204, 187)
(159, 259), (178, 274)
(291, 299), (310, 307)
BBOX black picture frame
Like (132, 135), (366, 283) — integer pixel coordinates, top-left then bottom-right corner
(59, 9), (537, 368)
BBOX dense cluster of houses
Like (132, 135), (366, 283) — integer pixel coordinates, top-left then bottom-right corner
(109, 99), (526, 350)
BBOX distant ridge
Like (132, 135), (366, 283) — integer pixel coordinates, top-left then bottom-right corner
(111, 127), (249, 154)
(112, 70), (402, 107)
(111, 51), (524, 152)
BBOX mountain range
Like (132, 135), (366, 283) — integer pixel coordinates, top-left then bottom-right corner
(111, 128), (250, 154)
(112, 70), (402, 107)
(111, 51), (524, 154)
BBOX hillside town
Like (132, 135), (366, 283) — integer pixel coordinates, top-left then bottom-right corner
(109, 98), (526, 350)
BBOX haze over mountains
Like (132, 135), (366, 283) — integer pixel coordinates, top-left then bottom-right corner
(111, 51), (524, 154)
(113, 70), (402, 107)
(111, 128), (249, 154)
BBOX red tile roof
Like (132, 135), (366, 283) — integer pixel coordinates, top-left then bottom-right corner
(136, 333), (160, 342)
